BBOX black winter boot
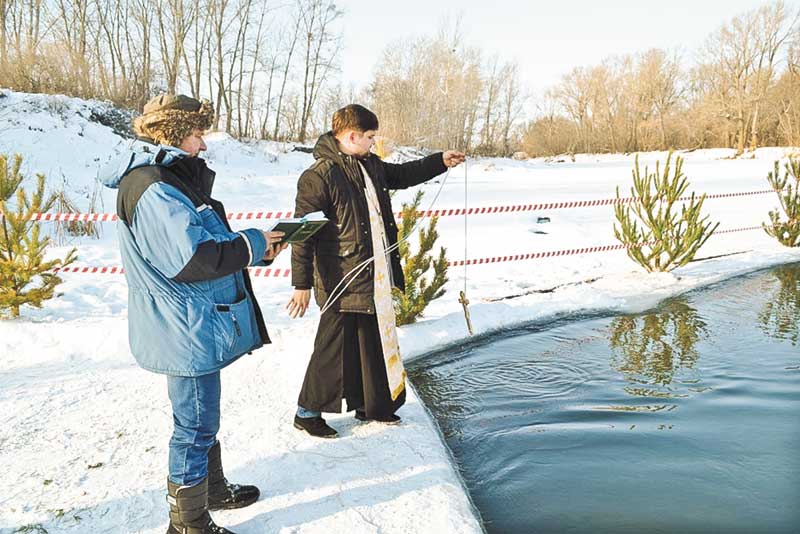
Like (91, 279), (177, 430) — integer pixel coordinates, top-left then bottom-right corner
(207, 441), (260, 511)
(166, 477), (234, 534)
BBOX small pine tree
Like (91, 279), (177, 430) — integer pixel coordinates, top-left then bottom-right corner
(763, 158), (800, 247)
(392, 190), (448, 325)
(0, 154), (77, 318)
(614, 152), (719, 272)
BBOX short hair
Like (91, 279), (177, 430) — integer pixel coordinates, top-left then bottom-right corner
(332, 104), (379, 136)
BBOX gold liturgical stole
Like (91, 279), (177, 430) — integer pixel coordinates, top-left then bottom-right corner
(360, 163), (406, 400)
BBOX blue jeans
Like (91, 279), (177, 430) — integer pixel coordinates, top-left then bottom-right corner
(167, 372), (221, 486)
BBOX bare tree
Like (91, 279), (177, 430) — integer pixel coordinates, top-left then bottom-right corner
(698, 1), (796, 153)
(747, 2), (798, 148)
(369, 20), (485, 152)
(522, 96), (577, 157)
(229, 0), (254, 134)
(636, 48), (683, 149)
(181, 0), (211, 99)
(553, 66), (594, 153)
(256, 36), (280, 139)
(54, 0), (92, 94)
(478, 55), (502, 151)
(242, 0), (271, 137)
(296, 0), (341, 142)
(156, 0), (197, 94)
(129, 0), (155, 108)
(775, 35), (800, 145)
(0, 0), (10, 68)
(498, 61), (525, 155)
(208, 0), (231, 129)
(273, 9), (300, 140)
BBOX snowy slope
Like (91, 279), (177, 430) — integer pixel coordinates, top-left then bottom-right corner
(2, 90), (800, 533)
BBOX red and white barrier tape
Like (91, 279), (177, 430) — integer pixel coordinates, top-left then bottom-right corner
(10, 188), (777, 222)
(52, 266), (293, 277)
(413, 189), (775, 218)
(714, 225), (763, 235)
(448, 225), (764, 266)
(52, 226), (764, 277)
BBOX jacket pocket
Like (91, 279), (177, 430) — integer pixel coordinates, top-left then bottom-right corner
(316, 240), (357, 257)
(315, 241), (360, 286)
(313, 240), (373, 306)
(197, 204), (227, 234)
(212, 296), (259, 361)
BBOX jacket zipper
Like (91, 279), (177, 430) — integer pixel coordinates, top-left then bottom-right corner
(231, 311), (242, 337)
(216, 304), (243, 357)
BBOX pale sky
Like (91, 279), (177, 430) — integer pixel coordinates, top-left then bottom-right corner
(336, 0), (800, 98)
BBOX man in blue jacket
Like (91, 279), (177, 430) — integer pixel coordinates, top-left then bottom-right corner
(102, 94), (285, 534)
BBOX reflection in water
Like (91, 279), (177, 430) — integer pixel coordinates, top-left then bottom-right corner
(609, 297), (708, 398)
(759, 265), (800, 346)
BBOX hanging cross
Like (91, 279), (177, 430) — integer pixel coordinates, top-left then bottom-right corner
(459, 290), (474, 336)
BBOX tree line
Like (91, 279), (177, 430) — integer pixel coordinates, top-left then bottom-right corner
(0, 0), (342, 142)
(1, 0), (798, 156)
(522, 1), (800, 156)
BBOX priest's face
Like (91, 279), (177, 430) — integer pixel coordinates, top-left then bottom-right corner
(354, 129), (376, 157)
(339, 129), (376, 158)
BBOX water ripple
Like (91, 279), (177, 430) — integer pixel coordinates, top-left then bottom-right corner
(459, 359), (591, 400)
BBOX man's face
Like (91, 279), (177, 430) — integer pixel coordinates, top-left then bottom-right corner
(344, 129), (376, 157)
(355, 129), (377, 156)
(178, 129), (207, 157)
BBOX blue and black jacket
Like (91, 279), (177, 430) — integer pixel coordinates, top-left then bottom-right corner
(101, 142), (270, 376)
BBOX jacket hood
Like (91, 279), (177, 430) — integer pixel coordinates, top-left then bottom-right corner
(312, 131), (345, 167)
(312, 131), (372, 187)
(99, 141), (189, 190)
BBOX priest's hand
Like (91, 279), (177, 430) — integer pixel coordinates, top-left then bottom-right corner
(286, 289), (311, 318)
(443, 150), (466, 168)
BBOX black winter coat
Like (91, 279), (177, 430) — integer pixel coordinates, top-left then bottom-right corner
(291, 132), (447, 313)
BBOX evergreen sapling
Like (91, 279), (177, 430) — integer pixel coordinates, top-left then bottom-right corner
(392, 190), (448, 325)
(763, 158), (800, 247)
(613, 152), (718, 272)
(0, 154), (76, 318)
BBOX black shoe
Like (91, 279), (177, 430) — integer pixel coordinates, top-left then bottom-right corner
(207, 441), (260, 511)
(293, 415), (338, 438)
(354, 411), (402, 425)
(166, 477), (235, 534)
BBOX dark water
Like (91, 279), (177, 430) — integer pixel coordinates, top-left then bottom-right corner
(408, 264), (800, 534)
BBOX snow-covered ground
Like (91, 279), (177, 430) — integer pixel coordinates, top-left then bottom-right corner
(2, 90), (800, 533)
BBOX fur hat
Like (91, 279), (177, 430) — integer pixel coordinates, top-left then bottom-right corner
(133, 94), (214, 147)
